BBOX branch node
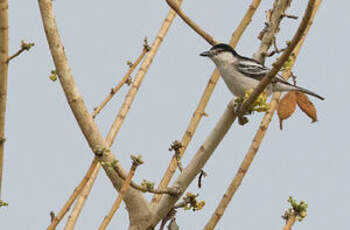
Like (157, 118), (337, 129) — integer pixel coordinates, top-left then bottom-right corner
(49, 211), (56, 223)
(126, 60), (133, 68)
(130, 154), (144, 166)
(93, 145), (110, 157)
(0, 137), (6, 144)
(282, 13), (299, 20)
(169, 140), (183, 172)
(143, 36), (151, 52)
(0, 200), (8, 207)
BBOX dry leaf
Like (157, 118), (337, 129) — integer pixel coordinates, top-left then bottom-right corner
(295, 91), (318, 123)
(277, 91), (297, 130)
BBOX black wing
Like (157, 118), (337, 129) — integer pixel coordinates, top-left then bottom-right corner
(236, 59), (293, 86)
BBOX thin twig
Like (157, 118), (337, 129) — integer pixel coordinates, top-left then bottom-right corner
(166, 0), (218, 45)
(283, 13), (298, 20)
(92, 39), (149, 118)
(63, 164), (100, 230)
(98, 157), (143, 230)
(204, 1), (321, 229)
(152, 0), (262, 204)
(7, 40), (34, 63)
(47, 159), (99, 229)
(0, 0), (9, 201)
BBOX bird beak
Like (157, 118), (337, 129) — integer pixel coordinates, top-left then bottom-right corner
(200, 50), (213, 57)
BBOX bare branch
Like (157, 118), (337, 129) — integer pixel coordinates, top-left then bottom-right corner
(63, 163), (100, 230)
(283, 13), (298, 20)
(47, 159), (99, 229)
(152, 0), (262, 204)
(166, 0), (218, 45)
(0, 0), (9, 201)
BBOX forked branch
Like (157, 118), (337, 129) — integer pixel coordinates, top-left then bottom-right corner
(98, 156), (143, 230)
(38, 1), (152, 229)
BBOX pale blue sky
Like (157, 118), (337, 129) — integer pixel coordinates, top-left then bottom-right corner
(1, 1), (348, 229)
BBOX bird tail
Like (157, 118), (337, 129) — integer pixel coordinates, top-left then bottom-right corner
(274, 81), (324, 100)
(291, 85), (325, 100)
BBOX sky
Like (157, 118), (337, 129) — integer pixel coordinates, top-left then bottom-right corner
(1, 0), (349, 229)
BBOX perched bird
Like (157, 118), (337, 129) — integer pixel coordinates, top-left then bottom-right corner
(200, 43), (324, 100)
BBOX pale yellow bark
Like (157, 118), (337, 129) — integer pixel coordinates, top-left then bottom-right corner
(0, 0), (8, 200)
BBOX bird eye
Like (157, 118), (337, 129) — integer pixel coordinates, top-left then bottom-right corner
(217, 50), (223, 54)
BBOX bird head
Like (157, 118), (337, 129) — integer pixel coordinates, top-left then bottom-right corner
(200, 43), (238, 65)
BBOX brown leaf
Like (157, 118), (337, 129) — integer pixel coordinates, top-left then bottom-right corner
(277, 91), (297, 130)
(295, 91), (318, 123)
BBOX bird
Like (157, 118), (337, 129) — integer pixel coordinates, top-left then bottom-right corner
(200, 43), (324, 100)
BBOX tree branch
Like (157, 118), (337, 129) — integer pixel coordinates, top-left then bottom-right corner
(148, 0), (316, 227)
(92, 39), (150, 118)
(48, 159), (99, 229)
(165, 0), (218, 45)
(63, 163), (100, 230)
(153, 0), (262, 204)
(0, 0), (9, 202)
(37, 1), (152, 229)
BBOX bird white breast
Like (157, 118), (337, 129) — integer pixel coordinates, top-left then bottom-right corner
(219, 65), (262, 97)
